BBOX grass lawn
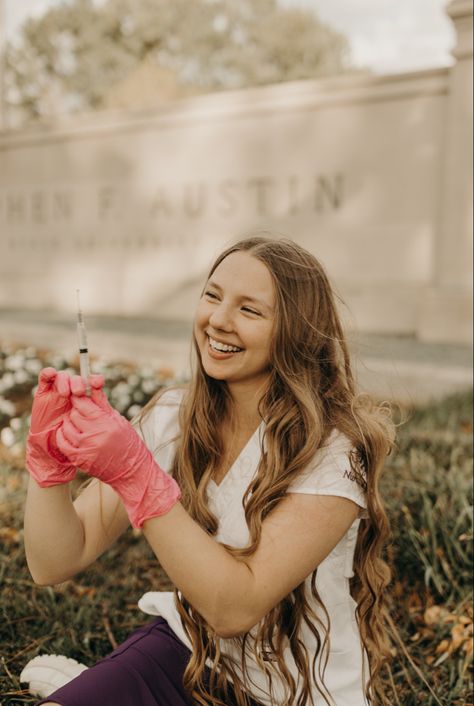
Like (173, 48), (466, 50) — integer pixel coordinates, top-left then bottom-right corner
(0, 343), (472, 705)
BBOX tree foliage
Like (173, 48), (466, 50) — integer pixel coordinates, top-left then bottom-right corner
(5, 0), (351, 122)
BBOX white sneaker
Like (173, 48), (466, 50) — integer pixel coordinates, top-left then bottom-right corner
(20, 654), (89, 698)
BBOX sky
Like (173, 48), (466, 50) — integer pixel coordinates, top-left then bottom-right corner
(4, 0), (456, 75)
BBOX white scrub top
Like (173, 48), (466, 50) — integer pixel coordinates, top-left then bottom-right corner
(135, 389), (370, 706)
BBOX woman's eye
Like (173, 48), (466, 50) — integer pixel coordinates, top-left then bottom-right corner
(241, 306), (261, 316)
(205, 290), (219, 300)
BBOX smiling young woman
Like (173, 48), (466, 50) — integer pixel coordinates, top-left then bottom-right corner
(24, 235), (395, 706)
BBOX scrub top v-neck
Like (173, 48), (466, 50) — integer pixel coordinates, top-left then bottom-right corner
(136, 388), (370, 706)
(208, 421), (263, 491)
(205, 423), (264, 549)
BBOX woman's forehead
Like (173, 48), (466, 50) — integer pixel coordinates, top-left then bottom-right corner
(210, 251), (275, 306)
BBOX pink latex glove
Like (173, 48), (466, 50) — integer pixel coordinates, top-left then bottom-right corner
(55, 377), (181, 528)
(25, 367), (104, 487)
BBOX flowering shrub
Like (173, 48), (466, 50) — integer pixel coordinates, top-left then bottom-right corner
(0, 342), (185, 462)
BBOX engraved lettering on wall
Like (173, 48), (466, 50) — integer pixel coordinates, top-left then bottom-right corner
(0, 173), (345, 252)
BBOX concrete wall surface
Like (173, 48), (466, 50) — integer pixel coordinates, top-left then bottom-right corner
(0, 0), (472, 344)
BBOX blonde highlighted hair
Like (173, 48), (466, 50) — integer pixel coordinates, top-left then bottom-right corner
(140, 235), (395, 705)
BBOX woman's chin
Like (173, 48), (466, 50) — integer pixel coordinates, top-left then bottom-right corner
(202, 362), (231, 381)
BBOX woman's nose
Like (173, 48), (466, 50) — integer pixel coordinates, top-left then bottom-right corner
(208, 302), (234, 331)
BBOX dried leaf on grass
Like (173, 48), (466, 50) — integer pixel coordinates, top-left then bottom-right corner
(423, 603), (474, 668)
(0, 526), (22, 543)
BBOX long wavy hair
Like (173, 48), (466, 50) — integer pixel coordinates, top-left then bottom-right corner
(140, 235), (395, 705)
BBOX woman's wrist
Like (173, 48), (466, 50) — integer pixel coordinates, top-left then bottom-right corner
(107, 451), (181, 529)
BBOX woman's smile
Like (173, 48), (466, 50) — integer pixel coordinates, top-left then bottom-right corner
(207, 335), (244, 358)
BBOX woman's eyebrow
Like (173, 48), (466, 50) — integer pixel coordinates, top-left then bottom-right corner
(207, 279), (273, 312)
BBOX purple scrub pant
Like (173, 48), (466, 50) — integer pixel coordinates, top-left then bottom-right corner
(35, 618), (262, 706)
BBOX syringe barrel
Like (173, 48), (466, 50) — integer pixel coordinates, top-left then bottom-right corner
(79, 350), (90, 380)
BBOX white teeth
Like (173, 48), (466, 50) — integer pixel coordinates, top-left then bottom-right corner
(209, 337), (242, 353)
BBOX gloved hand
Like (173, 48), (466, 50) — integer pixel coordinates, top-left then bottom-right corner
(26, 368), (103, 487)
(55, 377), (181, 528)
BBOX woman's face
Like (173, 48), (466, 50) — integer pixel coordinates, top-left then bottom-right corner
(194, 251), (276, 394)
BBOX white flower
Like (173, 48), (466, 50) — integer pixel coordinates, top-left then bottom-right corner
(5, 354), (26, 371)
(114, 394), (131, 413)
(1, 426), (15, 447)
(0, 372), (16, 391)
(10, 417), (22, 431)
(50, 355), (67, 368)
(127, 374), (140, 387)
(14, 370), (29, 385)
(127, 404), (143, 420)
(113, 382), (131, 396)
(25, 359), (42, 375)
(0, 397), (15, 416)
(141, 379), (158, 395)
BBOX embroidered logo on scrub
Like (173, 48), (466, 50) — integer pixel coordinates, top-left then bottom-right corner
(343, 451), (368, 491)
(343, 469), (361, 483)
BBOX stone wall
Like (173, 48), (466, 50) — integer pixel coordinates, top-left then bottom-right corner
(0, 0), (472, 343)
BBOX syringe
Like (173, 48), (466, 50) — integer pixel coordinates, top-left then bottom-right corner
(76, 290), (91, 396)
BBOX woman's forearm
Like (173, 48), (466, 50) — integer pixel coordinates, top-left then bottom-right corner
(24, 477), (86, 585)
(142, 503), (254, 638)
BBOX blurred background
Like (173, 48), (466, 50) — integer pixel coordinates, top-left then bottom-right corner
(0, 0), (472, 404)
